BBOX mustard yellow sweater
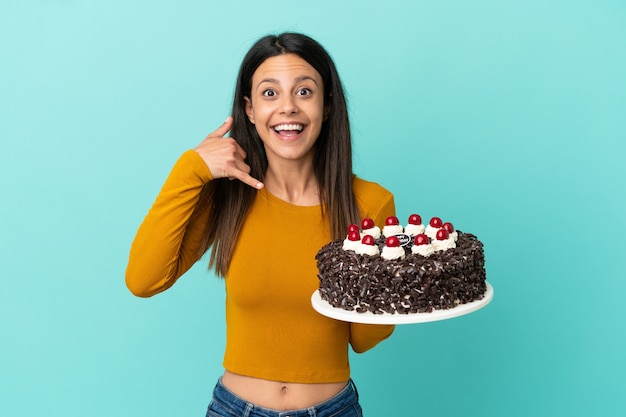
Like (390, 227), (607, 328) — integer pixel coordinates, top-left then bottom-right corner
(126, 150), (396, 383)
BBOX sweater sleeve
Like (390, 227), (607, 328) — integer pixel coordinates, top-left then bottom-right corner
(349, 182), (397, 353)
(125, 150), (213, 297)
(349, 323), (395, 353)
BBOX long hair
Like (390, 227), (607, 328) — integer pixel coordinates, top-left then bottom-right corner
(202, 32), (359, 277)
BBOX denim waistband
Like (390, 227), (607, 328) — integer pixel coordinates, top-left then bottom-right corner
(208, 378), (360, 417)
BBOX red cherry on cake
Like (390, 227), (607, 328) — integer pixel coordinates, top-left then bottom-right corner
(442, 222), (455, 233)
(385, 216), (399, 226)
(348, 231), (361, 241)
(361, 235), (375, 246)
(414, 234), (429, 246)
(361, 218), (375, 229)
(347, 223), (360, 234)
(408, 214), (422, 225)
(436, 229), (450, 240)
(385, 236), (400, 247)
(429, 217), (443, 228)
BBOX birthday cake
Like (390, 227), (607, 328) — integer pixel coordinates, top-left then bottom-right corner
(315, 215), (487, 314)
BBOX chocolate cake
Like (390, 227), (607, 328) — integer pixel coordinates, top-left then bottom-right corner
(315, 215), (487, 314)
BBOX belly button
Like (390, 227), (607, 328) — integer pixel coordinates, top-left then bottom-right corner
(281, 385), (288, 395)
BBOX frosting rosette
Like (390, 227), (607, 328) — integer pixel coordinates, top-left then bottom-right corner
(411, 243), (435, 257)
(381, 246), (405, 260)
(342, 231), (361, 252)
(404, 214), (424, 237)
(404, 223), (425, 237)
(381, 235), (405, 260)
(356, 243), (380, 256)
(424, 225), (440, 239)
(432, 228), (456, 251)
(361, 226), (381, 239)
(441, 222), (458, 242)
(382, 216), (403, 238)
(360, 217), (381, 239)
(382, 224), (403, 237)
(355, 235), (379, 256)
(432, 237), (456, 251)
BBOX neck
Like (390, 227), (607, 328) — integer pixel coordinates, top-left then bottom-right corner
(264, 160), (319, 206)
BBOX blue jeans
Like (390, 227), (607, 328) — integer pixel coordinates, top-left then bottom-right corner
(206, 378), (363, 417)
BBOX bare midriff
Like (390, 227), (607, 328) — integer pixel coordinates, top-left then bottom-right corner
(221, 370), (348, 411)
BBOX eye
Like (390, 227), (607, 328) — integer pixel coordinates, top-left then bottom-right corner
(262, 89), (277, 97)
(296, 88), (312, 96)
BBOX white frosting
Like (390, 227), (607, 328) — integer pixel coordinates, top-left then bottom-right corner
(362, 226), (381, 239)
(381, 246), (405, 260)
(411, 243), (435, 257)
(425, 225), (440, 239)
(356, 243), (380, 256)
(382, 225), (403, 237)
(404, 224), (425, 236)
(432, 237), (456, 251)
(342, 238), (360, 251)
(450, 231), (458, 242)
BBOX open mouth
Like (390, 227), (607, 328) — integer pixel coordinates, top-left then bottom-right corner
(272, 123), (305, 137)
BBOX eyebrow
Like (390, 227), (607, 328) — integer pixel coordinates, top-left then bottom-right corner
(257, 75), (320, 88)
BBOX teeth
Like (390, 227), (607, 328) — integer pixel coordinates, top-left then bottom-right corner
(273, 124), (303, 132)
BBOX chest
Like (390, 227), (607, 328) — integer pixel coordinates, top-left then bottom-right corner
(225, 195), (331, 311)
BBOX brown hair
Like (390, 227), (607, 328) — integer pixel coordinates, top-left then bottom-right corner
(202, 32), (359, 277)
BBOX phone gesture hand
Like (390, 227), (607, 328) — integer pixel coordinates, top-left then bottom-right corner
(194, 117), (263, 189)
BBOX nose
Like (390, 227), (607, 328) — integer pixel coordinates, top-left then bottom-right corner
(279, 95), (299, 114)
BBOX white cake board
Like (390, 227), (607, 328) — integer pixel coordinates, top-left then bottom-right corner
(311, 282), (493, 324)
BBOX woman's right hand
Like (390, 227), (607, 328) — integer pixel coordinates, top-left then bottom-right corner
(194, 116), (264, 189)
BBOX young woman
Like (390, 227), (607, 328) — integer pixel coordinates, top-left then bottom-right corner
(126, 32), (396, 417)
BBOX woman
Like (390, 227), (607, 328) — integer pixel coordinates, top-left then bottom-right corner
(126, 32), (396, 417)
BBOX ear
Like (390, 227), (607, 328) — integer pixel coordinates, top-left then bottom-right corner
(323, 93), (332, 121)
(244, 97), (255, 124)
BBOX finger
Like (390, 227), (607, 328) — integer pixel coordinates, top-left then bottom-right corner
(232, 141), (247, 161)
(232, 170), (264, 190)
(228, 158), (250, 175)
(208, 116), (233, 138)
(217, 139), (248, 169)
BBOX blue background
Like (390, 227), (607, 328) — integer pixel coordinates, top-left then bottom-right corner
(1, 1), (625, 416)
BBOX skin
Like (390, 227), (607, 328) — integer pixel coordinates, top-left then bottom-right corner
(244, 53), (328, 205)
(194, 54), (347, 409)
(193, 116), (264, 190)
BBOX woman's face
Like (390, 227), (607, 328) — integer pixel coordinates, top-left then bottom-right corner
(244, 53), (327, 166)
